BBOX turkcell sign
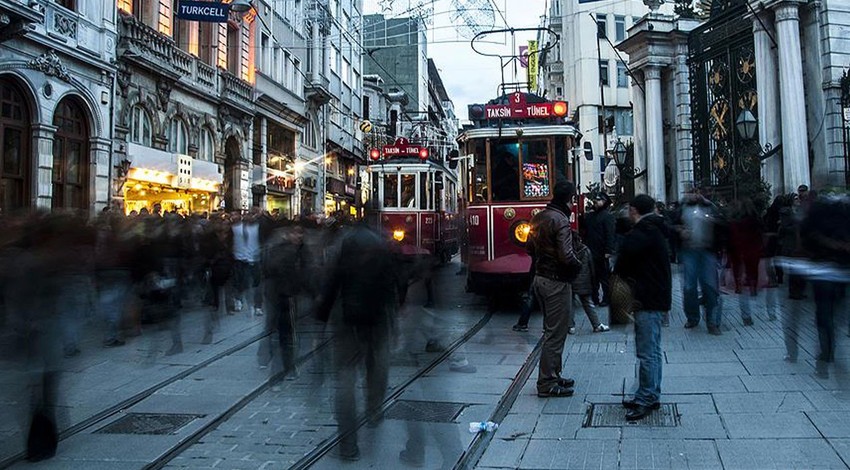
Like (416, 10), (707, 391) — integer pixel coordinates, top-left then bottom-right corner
(484, 102), (555, 119)
(176, 0), (230, 22)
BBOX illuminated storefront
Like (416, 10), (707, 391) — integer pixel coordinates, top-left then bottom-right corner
(123, 143), (221, 215)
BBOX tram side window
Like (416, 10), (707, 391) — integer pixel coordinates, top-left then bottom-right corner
(472, 141), (487, 203)
(490, 140), (520, 202)
(384, 173), (398, 208)
(401, 174), (416, 208)
(520, 140), (551, 199)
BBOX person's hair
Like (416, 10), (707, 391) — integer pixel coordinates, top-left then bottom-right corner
(630, 194), (656, 216)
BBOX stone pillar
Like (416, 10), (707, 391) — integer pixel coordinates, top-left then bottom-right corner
(631, 72), (648, 195)
(644, 65), (666, 202)
(31, 124), (57, 210)
(754, 12), (783, 196)
(311, 21), (321, 83)
(800, 2), (827, 188)
(674, 42), (694, 200)
(91, 137), (111, 213)
(258, 116), (268, 209)
(775, 2), (811, 191)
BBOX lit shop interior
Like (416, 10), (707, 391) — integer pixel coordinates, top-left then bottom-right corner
(123, 168), (220, 215)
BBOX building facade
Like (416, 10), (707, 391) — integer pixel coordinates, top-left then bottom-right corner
(0, 0), (117, 215)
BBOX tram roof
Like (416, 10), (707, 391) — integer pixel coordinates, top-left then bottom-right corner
(457, 125), (579, 142)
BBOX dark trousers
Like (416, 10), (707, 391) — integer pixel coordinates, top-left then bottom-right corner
(334, 323), (390, 450)
(591, 255), (610, 304)
(813, 280), (843, 363)
(533, 275), (572, 392)
(516, 284), (537, 327)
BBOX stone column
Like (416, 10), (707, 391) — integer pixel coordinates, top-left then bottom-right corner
(31, 124), (57, 210)
(258, 116), (268, 210)
(644, 65), (666, 202)
(754, 12), (783, 196)
(90, 137), (111, 213)
(775, 2), (811, 191)
(674, 42), (694, 200)
(631, 72), (648, 195)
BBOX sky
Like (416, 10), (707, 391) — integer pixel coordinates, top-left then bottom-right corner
(362, 0), (549, 123)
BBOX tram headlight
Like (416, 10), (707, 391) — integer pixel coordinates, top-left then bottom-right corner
(513, 222), (532, 244)
(392, 229), (405, 242)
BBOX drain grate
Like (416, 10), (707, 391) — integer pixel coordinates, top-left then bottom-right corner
(95, 413), (204, 435)
(584, 403), (679, 427)
(384, 400), (467, 423)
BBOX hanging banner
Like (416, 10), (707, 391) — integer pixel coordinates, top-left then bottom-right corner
(527, 40), (539, 92)
(176, 0), (231, 22)
(519, 45), (529, 68)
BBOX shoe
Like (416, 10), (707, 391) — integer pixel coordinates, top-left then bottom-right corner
(742, 317), (754, 326)
(626, 405), (655, 421)
(593, 324), (610, 333)
(103, 339), (125, 348)
(707, 326), (722, 336)
(557, 377), (575, 388)
(512, 324), (529, 332)
(537, 385), (574, 398)
(335, 444), (360, 461)
(450, 363), (477, 373)
(567, 327), (576, 335)
(425, 340), (446, 353)
(684, 321), (699, 329)
(622, 400), (661, 410)
(399, 449), (424, 467)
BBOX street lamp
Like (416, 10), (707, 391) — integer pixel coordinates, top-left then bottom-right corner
(229, 0), (253, 13)
(735, 109), (758, 141)
(612, 139), (627, 166)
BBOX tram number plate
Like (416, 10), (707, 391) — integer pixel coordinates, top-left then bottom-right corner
(469, 215), (480, 226)
(424, 217), (434, 224)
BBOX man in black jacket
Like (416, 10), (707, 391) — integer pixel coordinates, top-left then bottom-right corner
(614, 195), (672, 421)
(527, 180), (581, 398)
(584, 193), (616, 306)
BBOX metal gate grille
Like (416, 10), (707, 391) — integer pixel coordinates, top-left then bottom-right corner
(584, 403), (679, 428)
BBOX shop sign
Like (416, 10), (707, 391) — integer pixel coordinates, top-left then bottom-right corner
(176, 0), (230, 22)
(345, 184), (356, 196)
(176, 155), (192, 189)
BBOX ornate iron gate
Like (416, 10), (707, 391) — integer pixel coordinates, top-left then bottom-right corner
(688, 0), (759, 203)
(842, 69), (850, 190)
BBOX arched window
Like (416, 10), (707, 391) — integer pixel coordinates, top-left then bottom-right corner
(304, 115), (318, 148)
(168, 118), (188, 154)
(130, 105), (152, 146)
(52, 97), (89, 210)
(199, 127), (215, 161)
(0, 77), (31, 212)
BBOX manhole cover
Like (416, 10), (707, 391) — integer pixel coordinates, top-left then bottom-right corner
(584, 403), (679, 427)
(384, 400), (467, 423)
(95, 413), (204, 435)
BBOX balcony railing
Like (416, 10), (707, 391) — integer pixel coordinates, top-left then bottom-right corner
(220, 70), (254, 110)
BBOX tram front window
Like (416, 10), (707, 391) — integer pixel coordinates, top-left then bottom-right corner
(383, 173), (398, 208)
(401, 174), (416, 208)
(490, 140), (520, 201)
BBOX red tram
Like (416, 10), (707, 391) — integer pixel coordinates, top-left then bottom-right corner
(457, 91), (580, 294)
(368, 137), (461, 264)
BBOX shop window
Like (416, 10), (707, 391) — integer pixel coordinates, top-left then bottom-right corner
(130, 105), (152, 146)
(168, 118), (188, 154)
(199, 128), (215, 161)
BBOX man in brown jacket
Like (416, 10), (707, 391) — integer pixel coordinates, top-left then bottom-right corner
(527, 180), (581, 397)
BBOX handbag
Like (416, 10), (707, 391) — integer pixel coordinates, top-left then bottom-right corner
(609, 274), (637, 324)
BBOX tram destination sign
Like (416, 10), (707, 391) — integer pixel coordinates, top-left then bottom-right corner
(483, 92), (568, 120)
(381, 137), (428, 159)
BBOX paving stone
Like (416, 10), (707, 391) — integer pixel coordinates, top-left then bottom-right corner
(620, 413), (727, 440)
(739, 359), (816, 375)
(716, 439), (846, 469)
(477, 438), (529, 468)
(619, 439), (722, 469)
(807, 412), (850, 438)
(826, 439), (850, 467)
(721, 412), (821, 438)
(803, 391), (850, 411)
(661, 394), (717, 415)
(519, 439), (619, 469)
(664, 350), (740, 363)
(494, 413), (540, 440)
(530, 414), (586, 439)
(712, 391), (815, 413)
(741, 374), (826, 392)
(663, 362), (748, 377)
(662, 375), (746, 394)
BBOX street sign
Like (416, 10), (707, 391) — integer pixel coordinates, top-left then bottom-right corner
(176, 0), (230, 22)
(360, 120), (373, 133)
(483, 92), (568, 120)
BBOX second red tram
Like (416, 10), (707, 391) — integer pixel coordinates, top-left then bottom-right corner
(457, 92), (580, 294)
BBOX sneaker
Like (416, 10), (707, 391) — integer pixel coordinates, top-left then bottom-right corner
(512, 324), (529, 332)
(567, 327), (576, 335)
(593, 324), (610, 333)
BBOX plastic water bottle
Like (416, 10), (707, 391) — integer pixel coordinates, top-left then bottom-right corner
(469, 421), (499, 433)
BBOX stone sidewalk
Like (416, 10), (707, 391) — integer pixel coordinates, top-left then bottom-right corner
(476, 272), (850, 469)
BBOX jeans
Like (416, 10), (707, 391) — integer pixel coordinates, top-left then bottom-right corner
(633, 310), (663, 406)
(681, 249), (720, 327)
(533, 275), (573, 392)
